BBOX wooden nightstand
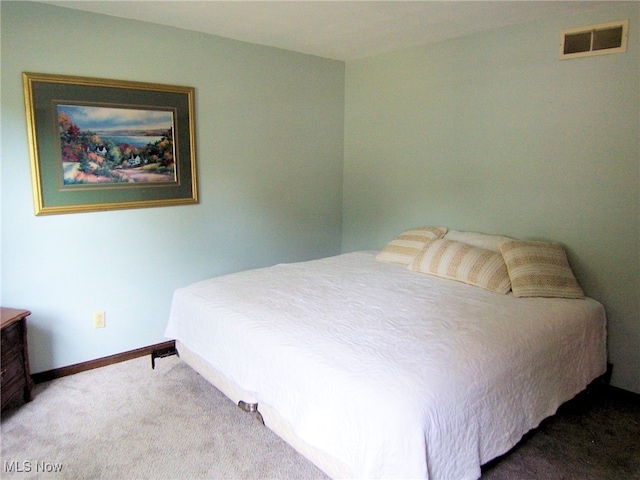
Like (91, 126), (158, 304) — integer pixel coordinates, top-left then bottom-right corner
(1, 308), (33, 412)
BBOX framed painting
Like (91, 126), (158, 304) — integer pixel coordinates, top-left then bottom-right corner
(23, 72), (198, 215)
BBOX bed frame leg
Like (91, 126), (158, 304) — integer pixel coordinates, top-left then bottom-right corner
(238, 400), (265, 425)
(150, 343), (178, 369)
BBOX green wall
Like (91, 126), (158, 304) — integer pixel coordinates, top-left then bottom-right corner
(344, 3), (639, 393)
(2, 1), (639, 395)
(1, 2), (344, 372)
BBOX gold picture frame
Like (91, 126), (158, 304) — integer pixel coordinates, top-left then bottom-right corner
(23, 72), (198, 215)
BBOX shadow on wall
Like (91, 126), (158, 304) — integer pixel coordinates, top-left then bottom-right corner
(26, 316), (53, 375)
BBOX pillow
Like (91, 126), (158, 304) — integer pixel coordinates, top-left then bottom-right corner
(499, 240), (585, 298)
(409, 239), (511, 294)
(444, 230), (514, 252)
(376, 226), (447, 265)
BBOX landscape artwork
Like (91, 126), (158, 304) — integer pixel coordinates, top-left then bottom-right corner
(58, 104), (177, 186)
(24, 72), (197, 215)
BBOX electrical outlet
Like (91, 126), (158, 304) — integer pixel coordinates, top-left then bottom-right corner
(93, 311), (106, 329)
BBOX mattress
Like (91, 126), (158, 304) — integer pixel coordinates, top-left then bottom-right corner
(165, 251), (607, 479)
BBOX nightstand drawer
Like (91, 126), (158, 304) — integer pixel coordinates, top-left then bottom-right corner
(1, 320), (22, 354)
(1, 350), (27, 406)
(1, 308), (32, 411)
(1, 349), (25, 386)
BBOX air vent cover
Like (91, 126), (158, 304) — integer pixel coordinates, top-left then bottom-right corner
(560, 20), (628, 59)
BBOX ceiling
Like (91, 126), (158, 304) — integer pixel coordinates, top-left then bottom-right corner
(43, 1), (621, 61)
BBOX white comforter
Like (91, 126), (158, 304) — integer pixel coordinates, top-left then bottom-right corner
(165, 251), (606, 479)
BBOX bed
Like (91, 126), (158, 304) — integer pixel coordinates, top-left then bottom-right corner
(165, 229), (607, 480)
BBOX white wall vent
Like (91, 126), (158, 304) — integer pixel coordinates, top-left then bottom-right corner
(559, 20), (628, 59)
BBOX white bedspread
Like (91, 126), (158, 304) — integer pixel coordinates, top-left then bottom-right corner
(165, 251), (606, 480)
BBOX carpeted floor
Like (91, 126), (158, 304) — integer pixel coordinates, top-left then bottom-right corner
(481, 382), (640, 479)
(1, 355), (639, 479)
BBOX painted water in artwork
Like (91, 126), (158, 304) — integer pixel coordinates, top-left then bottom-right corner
(57, 105), (177, 185)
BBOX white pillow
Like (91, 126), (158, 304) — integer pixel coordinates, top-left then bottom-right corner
(444, 230), (514, 252)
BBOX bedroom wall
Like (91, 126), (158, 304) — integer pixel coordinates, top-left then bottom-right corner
(343, 3), (640, 393)
(0, 2), (345, 373)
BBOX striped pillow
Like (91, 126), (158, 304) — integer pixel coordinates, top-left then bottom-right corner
(500, 241), (585, 298)
(409, 239), (511, 294)
(376, 226), (447, 265)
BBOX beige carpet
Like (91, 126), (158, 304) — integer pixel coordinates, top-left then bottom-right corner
(1, 355), (328, 479)
(2, 355), (639, 479)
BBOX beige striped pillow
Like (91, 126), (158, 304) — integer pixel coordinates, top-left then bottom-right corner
(409, 239), (511, 294)
(500, 241), (584, 298)
(376, 226), (448, 265)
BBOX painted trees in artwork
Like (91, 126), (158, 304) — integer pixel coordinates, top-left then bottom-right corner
(59, 111), (85, 164)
